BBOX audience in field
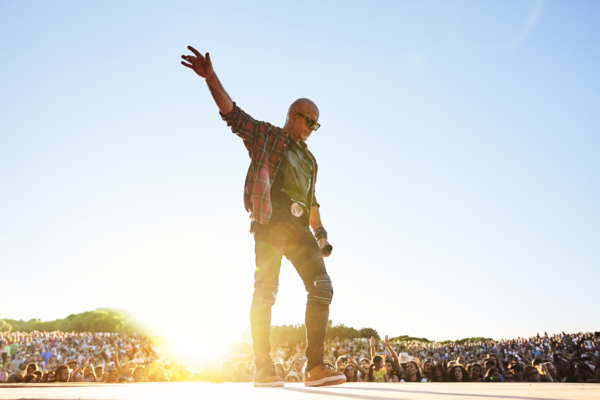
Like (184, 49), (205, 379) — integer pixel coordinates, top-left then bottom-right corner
(1, 330), (599, 383)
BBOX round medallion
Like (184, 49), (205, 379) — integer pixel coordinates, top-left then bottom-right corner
(291, 202), (303, 217)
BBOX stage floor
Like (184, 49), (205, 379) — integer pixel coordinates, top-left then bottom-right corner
(1, 382), (598, 400)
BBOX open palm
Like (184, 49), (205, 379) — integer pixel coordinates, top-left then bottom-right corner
(181, 46), (214, 79)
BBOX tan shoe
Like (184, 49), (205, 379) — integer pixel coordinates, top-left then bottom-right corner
(304, 362), (346, 387)
(253, 366), (284, 388)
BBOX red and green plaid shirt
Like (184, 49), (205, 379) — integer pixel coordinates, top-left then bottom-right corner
(220, 103), (319, 227)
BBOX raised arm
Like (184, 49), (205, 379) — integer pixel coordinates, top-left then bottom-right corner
(181, 46), (234, 115)
(71, 358), (86, 382)
(113, 353), (123, 375)
(384, 335), (402, 374)
(519, 350), (532, 365)
(558, 353), (571, 362)
(541, 363), (554, 382)
(370, 336), (377, 359)
(347, 356), (368, 376)
(181, 46), (271, 149)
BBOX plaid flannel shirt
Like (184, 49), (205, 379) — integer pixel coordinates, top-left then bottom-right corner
(220, 103), (319, 227)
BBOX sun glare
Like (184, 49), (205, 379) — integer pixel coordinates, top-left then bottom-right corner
(156, 320), (256, 369)
(162, 331), (227, 367)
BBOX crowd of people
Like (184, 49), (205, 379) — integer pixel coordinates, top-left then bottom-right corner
(205, 330), (600, 384)
(1, 330), (599, 384)
(325, 332), (600, 384)
(0, 331), (189, 383)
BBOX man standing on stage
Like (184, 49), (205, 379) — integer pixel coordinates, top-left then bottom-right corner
(181, 46), (345, 388)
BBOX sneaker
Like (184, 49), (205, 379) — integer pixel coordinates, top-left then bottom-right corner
(304, 362), (346, 387)
(253, 366), (284, 388)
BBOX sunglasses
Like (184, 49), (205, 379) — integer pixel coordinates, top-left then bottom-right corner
(295, 111), (321, 131)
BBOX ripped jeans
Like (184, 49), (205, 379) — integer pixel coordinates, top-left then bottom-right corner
(251, 205), (333, 372)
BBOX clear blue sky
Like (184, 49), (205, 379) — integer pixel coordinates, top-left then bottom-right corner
(1, 0), (598, 349)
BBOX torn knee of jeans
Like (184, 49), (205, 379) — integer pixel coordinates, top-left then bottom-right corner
(309, 274), (333, 305)
(254, 280), (279, 305)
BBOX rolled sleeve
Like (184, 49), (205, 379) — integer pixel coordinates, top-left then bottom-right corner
(219, 101), (240, 122)
(220, 102), (264, 145)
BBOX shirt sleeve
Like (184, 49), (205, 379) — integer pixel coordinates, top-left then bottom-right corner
(220, 102), (272, 146)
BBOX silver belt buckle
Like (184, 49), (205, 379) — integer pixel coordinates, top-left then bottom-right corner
(291, 202), (303, 217)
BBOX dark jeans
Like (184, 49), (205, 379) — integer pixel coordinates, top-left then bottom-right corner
(251, 203), (333, 372)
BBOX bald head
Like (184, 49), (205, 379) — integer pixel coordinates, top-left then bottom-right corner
(289, 98), (319, 118)
(284, 98), (320, 143)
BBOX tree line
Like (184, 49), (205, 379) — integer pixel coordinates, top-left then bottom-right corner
(270, 321), (380, 349)
(390, 335), (492, 344)
(1, 310), (491, 345)
(1, 308), (146, 334)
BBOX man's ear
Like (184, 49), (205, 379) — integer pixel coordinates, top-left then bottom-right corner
(285, 109), (295, 126)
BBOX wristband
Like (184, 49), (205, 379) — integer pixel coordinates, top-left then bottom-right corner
(314, 227), (328, 240)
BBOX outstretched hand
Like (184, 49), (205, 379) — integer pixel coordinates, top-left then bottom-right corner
(181, 46), (214, 79)
(370, 336), (376, 347)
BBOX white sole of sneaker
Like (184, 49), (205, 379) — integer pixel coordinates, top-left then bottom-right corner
(304, 375), (347, 387)
(253, 381), (285, 388)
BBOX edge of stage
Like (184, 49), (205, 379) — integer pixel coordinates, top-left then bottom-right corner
(1, 382), (598, 400)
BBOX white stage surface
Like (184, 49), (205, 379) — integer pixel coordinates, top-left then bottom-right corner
(1, 382), (598, 400)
